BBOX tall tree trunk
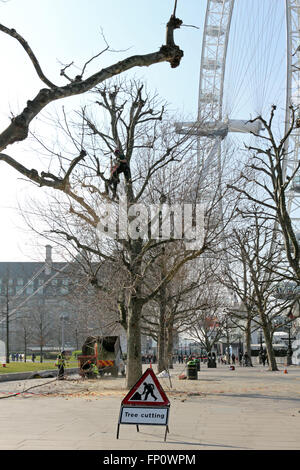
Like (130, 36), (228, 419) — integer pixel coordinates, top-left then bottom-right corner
(262, 322), (278, 371)
(245, 317), (253, 366)
(157, 248), (168, 373)
(40, 343), (43, 363)
(226, 332), (231, 365)
(126, 296), (143, 389)
(166, 318), (174, 369)
(125, 237), (144, 389)
(157, 299), (167, 373)
(24, 330), (27, 363)
(5, 294), (9, 364)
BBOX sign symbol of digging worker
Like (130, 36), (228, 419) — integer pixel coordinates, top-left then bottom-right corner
(132, 382), (157, 401)
(122, 368), (169, 406)
(117, 368), (170, 441)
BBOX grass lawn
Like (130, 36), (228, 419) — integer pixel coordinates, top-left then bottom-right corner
(0, 360), (78, 374)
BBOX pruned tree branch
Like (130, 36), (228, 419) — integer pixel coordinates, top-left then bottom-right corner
(0, 13), (183, 153)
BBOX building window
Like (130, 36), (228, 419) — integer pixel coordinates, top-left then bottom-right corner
(38, 279), (44, 286)
(26, 287), (34, 295)
(62, 279), (69, 286)
(17, 278), (23, 286)
(60, 287), (68, 295)
(8, 279), (14, 286)
(51, 279), (58, 285)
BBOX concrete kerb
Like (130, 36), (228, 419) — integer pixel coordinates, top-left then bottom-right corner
(0, 367), (79, 382)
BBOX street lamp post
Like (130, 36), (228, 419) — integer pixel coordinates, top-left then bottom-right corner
(287, 325), (293, 366)
(60, 313), (69, 351)
(259, 330), (263, 364)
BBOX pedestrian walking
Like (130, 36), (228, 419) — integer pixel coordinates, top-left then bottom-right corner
(56, 351), (66, 380)
(239, 351), (243, 366)
(231, 353), (236, 365)
(243, 352), (250, 367)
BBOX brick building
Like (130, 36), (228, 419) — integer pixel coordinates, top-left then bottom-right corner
(0, 246), (127, 356)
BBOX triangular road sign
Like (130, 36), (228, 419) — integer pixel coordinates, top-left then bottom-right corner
(122, 368), (170, 406)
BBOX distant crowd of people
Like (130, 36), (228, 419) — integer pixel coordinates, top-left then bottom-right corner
(170, 351), (270, 367)
(9, 352), (37, 362)
(219, 351), (269, 367)
(10, 352), (25, 362)
(141, 354), (157, 364)
(220, 352), (251, 366)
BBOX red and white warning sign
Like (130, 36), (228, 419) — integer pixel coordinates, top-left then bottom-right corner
(117, 368), (170, 440)
(122, 367), (170, 406)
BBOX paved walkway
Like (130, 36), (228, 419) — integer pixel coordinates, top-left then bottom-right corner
(0, 363), (300, 450)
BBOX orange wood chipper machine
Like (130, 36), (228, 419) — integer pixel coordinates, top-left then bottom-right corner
(78, 335), (125, 378)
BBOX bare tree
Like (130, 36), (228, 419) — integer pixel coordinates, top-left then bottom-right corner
(31, 299), (53, 363)
(19, 77), (239, 387)
(228, 105), (300, 282)
(220, 208), (297, 371)
(19, 314), (34, 362)
(186, 283), (231, 358)
(0, 6), (183, 158)
(141, 252), (219, 371)
(0, 271), (12, 363)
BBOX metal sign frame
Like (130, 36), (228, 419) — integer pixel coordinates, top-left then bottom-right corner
(117, 405), (170, 441)
(117, 368), (171, 441)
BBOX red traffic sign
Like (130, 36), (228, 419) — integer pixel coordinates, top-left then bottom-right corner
(122, 368), (170, 406)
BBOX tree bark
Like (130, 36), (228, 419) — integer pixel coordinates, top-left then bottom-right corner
(157, 316), (166, 373)
(5, 294), (9, 364)
(157, 287), (167, 373)
(126, 296), (143, 388)
(0, 16), (183, 153)
(245, 317), (253, 365)
(166, 318), (174, 369)
(262, 321), (278, 371)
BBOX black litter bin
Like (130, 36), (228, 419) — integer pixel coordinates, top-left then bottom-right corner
(207, 353), (217, 368)
(187, 361), (198, 380)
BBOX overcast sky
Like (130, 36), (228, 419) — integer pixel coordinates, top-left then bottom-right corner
(0, 0), (290, 262)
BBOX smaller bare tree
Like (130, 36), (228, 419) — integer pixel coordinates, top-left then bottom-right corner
(220, 208), (297, 370)
(228, 105), (300, 283)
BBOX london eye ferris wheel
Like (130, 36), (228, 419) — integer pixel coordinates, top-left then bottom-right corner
(176, 0), (300, 233)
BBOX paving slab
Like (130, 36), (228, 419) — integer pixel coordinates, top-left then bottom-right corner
(0, 363), (300, 451)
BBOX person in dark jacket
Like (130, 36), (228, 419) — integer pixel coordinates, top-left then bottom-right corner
(107, 149), (131, 198)
(56, 351), (66, 380)
(243, 352), (250, 367)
